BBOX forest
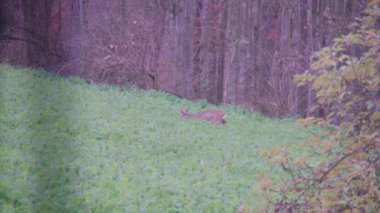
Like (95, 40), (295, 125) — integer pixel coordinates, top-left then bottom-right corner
(0, 0), (379, 212)
(1, 0), (373, 116)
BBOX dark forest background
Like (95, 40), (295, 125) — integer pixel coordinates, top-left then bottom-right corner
(0, 0), (369, 117)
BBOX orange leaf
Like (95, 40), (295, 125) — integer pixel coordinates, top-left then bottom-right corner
(258, 177), (273, 191)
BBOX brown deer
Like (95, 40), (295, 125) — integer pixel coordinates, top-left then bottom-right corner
(180, 109), (227, 125)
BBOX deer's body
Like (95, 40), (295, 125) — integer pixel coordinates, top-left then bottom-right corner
(180, 109), (227, 125)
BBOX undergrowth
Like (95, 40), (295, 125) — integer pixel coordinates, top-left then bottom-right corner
(0, 64), (311, 212)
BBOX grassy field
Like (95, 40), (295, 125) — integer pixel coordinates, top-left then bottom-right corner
(0, 64), (312, 212)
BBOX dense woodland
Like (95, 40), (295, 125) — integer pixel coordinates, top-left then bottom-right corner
(0, 0), (370, 117)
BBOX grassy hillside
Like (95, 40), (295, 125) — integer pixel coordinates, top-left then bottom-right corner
(0, 64), (311, 212)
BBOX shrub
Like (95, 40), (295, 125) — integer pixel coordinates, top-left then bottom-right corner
(259, 1), (380, 212)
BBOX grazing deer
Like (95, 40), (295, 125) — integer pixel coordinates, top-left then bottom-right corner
(180, 109), (227, 125)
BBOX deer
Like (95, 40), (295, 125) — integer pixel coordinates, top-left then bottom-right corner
(180, 109), (227, 125)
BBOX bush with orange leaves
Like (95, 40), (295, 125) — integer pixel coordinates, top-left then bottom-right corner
(259, 1), (380, 212)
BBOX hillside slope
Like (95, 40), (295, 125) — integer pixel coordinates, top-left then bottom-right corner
(0, 64), (310, 212)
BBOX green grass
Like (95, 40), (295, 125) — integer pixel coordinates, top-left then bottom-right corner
(0, 64), (311, 212)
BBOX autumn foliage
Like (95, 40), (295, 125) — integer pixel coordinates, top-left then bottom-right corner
(260, 1), (380, 212)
